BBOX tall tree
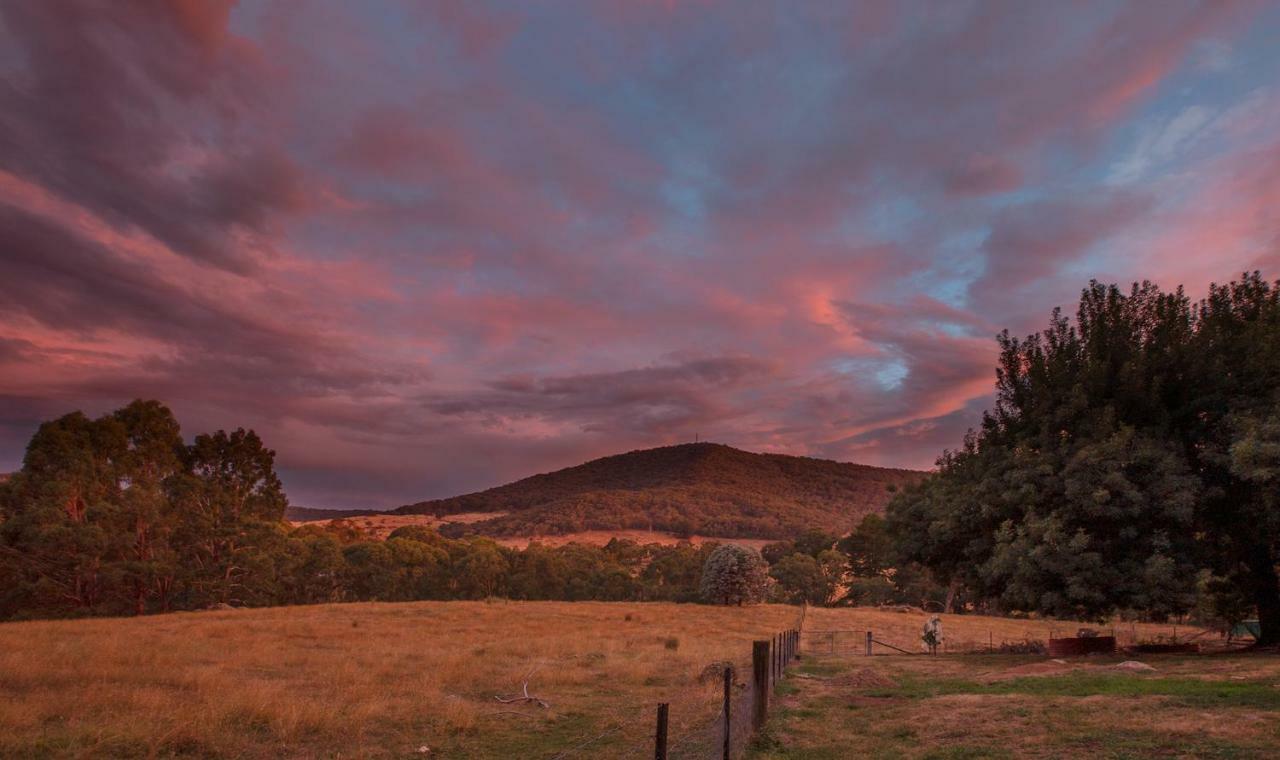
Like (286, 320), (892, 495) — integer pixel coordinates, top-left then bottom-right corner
(169, 428), (289, 607)
(111, 400), (184, 613)
(0, 411), (127, 616)
(888, 274), (1280, 640)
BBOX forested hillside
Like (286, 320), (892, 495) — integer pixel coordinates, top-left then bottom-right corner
(393, 443), (922, 540)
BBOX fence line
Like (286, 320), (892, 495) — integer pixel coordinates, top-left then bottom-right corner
(549, 613), (1212, 758)
(647, 627), (800, 759)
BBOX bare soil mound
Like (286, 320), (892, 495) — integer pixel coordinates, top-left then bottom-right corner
(840, 667), (898, 689)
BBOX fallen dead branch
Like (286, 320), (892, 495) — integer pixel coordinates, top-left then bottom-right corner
(494, 665), (551, 709)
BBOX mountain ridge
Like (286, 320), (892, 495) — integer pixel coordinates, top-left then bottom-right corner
(381, 443), (925, 540)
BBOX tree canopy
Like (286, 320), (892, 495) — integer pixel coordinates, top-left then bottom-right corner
(886, 273), (1280, 642)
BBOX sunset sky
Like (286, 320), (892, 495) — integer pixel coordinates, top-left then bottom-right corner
(2, 1), (1278, 508)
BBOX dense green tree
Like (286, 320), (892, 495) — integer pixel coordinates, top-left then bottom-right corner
(793, 528), (837, 558)
(111, 401), (185, 613)
(839, 514), (894, 578)
(770, 553), (832, 604)
(640, 542), (709, 601)
(0, 411), (120, 616)
(279, 532), (345, 604)
(760, 540), (794, 565)
(169, 428), (289, 607)
(448, 539), (510, 599)
(888, 274), (1280, 639)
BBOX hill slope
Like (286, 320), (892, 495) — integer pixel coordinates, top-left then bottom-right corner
(392, 443), (924, 540)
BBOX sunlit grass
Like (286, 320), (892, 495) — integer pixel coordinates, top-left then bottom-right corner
(0, 600), (800, 758)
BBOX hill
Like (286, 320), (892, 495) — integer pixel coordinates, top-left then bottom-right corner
(391, 443), (924, 540)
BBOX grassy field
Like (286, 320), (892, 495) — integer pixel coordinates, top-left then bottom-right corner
(752, 649), (1280, 759)
(0, 601), (799, 758)
(0, 601), (1228, 758)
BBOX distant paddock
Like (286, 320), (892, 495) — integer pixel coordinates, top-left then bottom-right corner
(290, 511), (773, 549)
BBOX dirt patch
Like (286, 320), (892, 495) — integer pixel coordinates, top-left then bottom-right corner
(840, 667), (899, 689)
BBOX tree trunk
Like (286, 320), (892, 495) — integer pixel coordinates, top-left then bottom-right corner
(1247, 543), (1280, 646)
(944, 578), (960, 614)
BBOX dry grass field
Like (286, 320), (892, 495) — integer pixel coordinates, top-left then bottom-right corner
(0, 601), (1236, 759)
(0, 601), (800, 759)
(288, 512), (508, 540)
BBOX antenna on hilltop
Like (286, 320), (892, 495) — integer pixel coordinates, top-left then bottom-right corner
(695, 432), (699, 443)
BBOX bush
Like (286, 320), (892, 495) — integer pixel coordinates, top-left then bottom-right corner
(699, 544), (770, 605)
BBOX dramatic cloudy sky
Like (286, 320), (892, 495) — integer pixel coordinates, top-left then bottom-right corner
(1, 2), (1278, 507)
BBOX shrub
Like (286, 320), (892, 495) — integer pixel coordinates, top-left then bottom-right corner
(699, 544), (770, 605)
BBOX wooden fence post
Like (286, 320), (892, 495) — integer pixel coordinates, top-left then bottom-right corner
(752, 640), (770, 730)
(654, 703), (668, 760)
(722, 667), (731, 760)
(772, 634), (778, 683)
(865, 630), (873, 656)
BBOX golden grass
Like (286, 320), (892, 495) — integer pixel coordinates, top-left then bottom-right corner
(0, 601), (1227, 758)
(0, 601), (799, 758)
(288, 512), (508, 539)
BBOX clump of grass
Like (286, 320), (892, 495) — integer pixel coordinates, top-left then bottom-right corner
(664, 637), (680, 650)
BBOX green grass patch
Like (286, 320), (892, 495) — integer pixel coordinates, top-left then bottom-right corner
(883, 672), (1280, 710)
(794, 659), (843, 677)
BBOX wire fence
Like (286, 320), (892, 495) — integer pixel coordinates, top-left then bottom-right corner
(540, 619), (805, 760)
(537, 609), (1221, 758)
(801, 620), (1218, 658)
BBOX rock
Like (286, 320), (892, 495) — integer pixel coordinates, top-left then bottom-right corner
(1115, 660), (1156, 672)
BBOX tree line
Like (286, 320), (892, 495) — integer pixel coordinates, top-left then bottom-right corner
(0, 401), (937, 619)
(886, 272), (1280, 643)
(13, 269), (1271, 632)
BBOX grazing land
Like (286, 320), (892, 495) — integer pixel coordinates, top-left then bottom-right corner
(288, 511), (511, 540)
(0, 601), (800, 759)
(0, 601), (1218, 759)
(752, 651), (1280, 759)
